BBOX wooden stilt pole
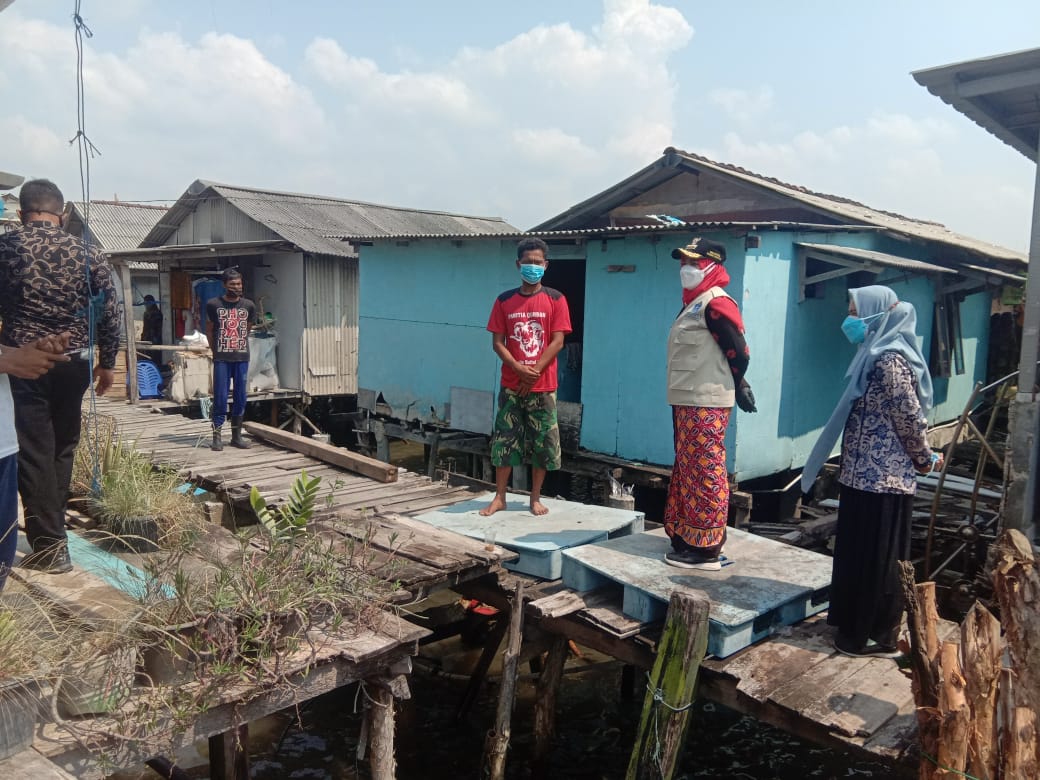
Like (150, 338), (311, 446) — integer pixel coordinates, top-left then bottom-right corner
(362, 663), (411, 780)
(208, 723), (249, 780)
(936, 640), (970, 775)
(998, 668), (1039, 780)
(626, 592), (710, 780)
(483, 582), (524, 780)
(532, 635), (569, 779)
(458, 615), (508, 720)
(426, 433), (441, 479)
(373, 420), (391, 463)
(991, 529), (1040, 717)
(899, 562), (942, 779)
(961, 603), (1001, 780)
(367, 684), (397, 780)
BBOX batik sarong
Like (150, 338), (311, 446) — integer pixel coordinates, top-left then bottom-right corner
(663, 405), (730, 550)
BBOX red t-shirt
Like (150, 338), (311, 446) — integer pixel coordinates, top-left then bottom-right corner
(487, 286), (572, 392)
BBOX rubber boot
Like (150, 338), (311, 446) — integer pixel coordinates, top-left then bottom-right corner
(211, 425), (224, 452)
(230, 416), (251, 449)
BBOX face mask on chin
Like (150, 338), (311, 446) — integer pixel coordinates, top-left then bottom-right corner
(520, 264), (545, 284)
(680, 262), (714, 290)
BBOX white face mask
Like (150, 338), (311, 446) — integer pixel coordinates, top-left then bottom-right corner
(680, 263), (713, 290)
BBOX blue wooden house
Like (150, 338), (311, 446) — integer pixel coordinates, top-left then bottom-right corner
(356, 148), (1026, 481)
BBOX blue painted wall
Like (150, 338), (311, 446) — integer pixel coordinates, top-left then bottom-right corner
(358, 229), (992, 480)
(359, 239), (515, 420)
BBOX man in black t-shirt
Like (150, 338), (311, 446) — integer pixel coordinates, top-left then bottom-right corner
(205, 269), (256, 451)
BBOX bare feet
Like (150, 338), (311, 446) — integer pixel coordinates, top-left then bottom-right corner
(479, 496), (507, 517)
(530, 499), (549, 516)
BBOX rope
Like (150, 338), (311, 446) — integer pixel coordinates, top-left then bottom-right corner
(919, 753), (982, 780)
(644, 672), (695, 775)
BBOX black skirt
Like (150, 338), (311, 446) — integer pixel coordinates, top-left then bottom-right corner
(827, 484), (913, 647)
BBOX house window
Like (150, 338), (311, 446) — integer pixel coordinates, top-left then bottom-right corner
(930, 293), (965, 378)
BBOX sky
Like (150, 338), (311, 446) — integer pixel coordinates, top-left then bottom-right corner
(0, 0), (1037, 250)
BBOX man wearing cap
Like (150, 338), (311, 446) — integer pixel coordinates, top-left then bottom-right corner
(0, 178), (121, 574)
(663, 237), (756, 570)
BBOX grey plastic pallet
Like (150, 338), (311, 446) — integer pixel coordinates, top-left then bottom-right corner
(561, 528), (832, 657)
(413, 492), (644, 579)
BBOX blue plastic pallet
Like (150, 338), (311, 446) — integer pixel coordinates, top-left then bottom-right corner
(561, 528), (832, 657)
(413, 492), (644, 579)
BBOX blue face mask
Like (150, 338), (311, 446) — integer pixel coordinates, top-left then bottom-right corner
(520, 264), (545, 284)
(841, 311), (885, 344)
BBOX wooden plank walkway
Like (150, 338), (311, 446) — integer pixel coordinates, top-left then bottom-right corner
(85, 397), (515, 600)
(461, 570), (930, 770)
(9, 538), (429, 774)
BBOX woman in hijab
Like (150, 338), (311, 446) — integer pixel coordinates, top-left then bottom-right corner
(663, 238), (757, 571)
(801, 285), (943, 657)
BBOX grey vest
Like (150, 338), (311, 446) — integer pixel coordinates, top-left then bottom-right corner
(666, 287), (736, 407)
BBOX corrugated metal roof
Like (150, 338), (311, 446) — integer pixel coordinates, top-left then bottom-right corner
(143, 181), (518, 257)
(70, 201), (168, 251)
(796, 242), (957, 275)
(349, 220), (883, 242)
(534, 148), (1027, 266)
(913, 48), (1040, 160)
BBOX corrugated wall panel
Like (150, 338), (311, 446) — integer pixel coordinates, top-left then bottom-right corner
(303, 254), (358, 395)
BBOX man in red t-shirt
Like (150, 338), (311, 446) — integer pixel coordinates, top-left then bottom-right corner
(480, 237), (572, 517)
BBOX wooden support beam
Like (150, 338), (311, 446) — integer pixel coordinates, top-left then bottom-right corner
(243, 422), (398, 483)
(116, 262), (139, 404)
(208, 724), (249, 780)
(626, 592), (710, 780)
(991, 529), (1040, 718)
(366, 683), (398, 780)
(426, 433), (441, 479)
(484, 581), (525, 780)
(458, 615), (508, 720)
(962, 603), (1001, 780)
(532, 635), (569, 779)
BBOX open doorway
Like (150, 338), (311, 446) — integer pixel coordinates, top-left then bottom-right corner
(544, 248), (586, 404)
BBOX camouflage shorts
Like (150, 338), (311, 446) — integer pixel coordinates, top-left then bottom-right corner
(489, 389), (562, 470)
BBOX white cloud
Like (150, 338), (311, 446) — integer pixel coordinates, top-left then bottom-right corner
(711, 113), (1032, 250)
(1, 2), (696, 227)
(709, 86), (775, 124)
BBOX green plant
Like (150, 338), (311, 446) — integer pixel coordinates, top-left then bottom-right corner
(250, 470), (321, 545)
(87, 437), (203, 549)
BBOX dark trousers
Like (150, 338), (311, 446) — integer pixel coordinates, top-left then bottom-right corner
(828, 484), (913, 647)
(10, 359), (91, 550)
(212, 360), (249, 427)
(0, 454), (17, 591)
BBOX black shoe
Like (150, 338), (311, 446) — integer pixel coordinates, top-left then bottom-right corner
(664, 549), (722, 571)
(833, 634), (900, 659)
(211, 426), (224, 452)
(20, 544), (73, 575)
